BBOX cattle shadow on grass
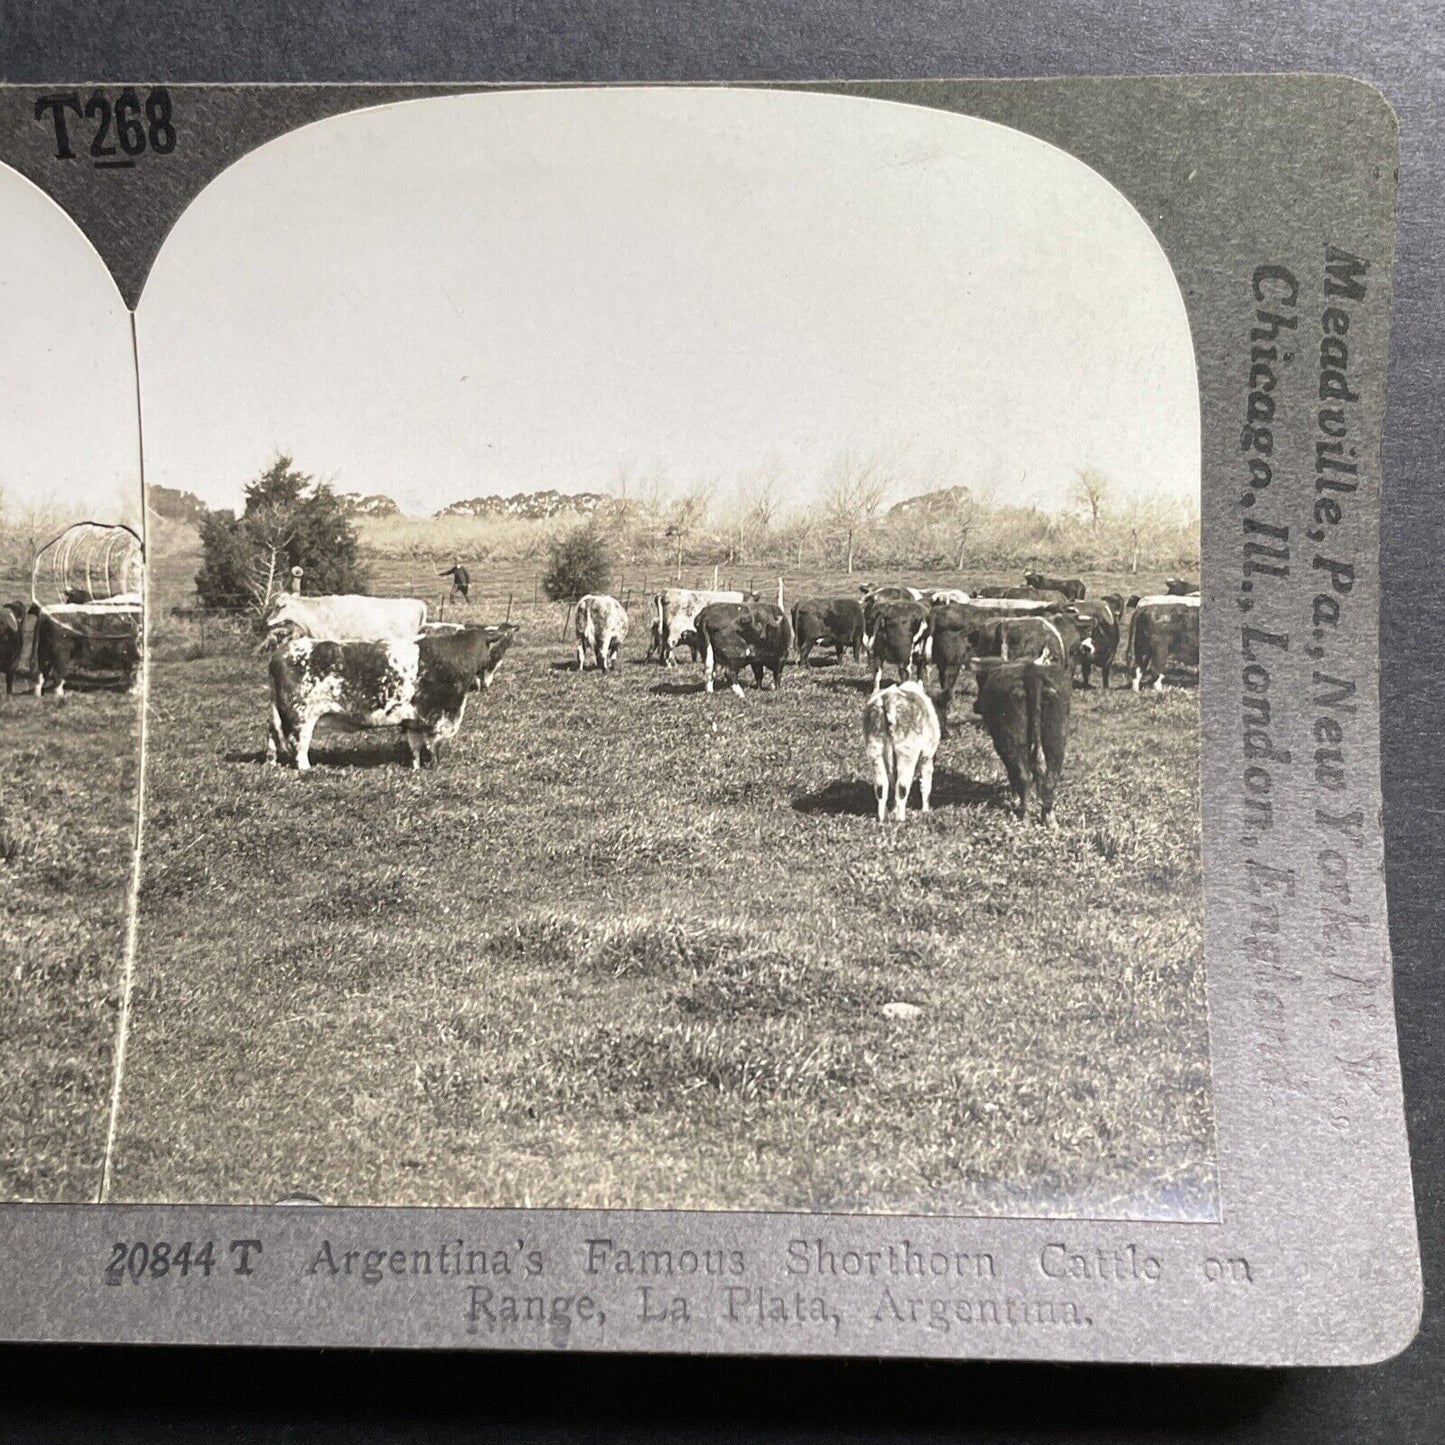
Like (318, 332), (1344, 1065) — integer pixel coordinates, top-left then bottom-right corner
(229, 743), (419, 770)
(815, 674), (877, 695)
(792, 768), (1001, 817)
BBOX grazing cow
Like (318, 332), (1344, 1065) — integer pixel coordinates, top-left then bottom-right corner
(471, 623), (517, 690)
(791, 596), (865, 665)
(865, 599), (930, 690)
(574, 593), (628, 672)
(412, 620), (514, 689)
(30, 606), (141, 697)
(1, 601), (26, 694)
(972, 653), (1072, 824)
(264, 592), (428, 643)
(1023, 571), (1086, 601)
(694, 601), (793, 695)
(1130, 596), (1200, 691)
(1064, 599), (1120, 688)
(1166, 577), (1201, 596)
(862, 680), (941, 823)
(654, 587), (748, 666)
(266, 627), (496, 771)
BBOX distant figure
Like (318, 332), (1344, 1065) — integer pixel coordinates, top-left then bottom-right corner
(439, 561), (471, 602)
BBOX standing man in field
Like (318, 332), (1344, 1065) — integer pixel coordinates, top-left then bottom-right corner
(439, 559), (471, 604)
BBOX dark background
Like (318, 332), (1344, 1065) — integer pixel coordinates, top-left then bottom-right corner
(1, 2), (1441, 1439)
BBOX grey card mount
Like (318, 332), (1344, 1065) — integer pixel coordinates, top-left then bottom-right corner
(0, 76), (1420, 1364)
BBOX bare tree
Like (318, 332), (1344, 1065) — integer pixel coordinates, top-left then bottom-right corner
(821, 453), (890, 574)
(1070, 467), (1111, 530)
(664, 482), (713, 580)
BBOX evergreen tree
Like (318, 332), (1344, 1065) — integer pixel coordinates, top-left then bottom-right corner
(195, 455), (368, 615)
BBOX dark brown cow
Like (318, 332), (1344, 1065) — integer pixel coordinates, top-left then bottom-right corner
(1023, 572), (1086, 601)
(695, 601), (793, 695)
(1064, 599), (1121, 688)
(1, 601), (26, 695)
(924, 602), (1002, 735)
(865, 599), (929, 690)
(1165, 578), (1201, 596)
(972, 654), (1072, 823)
(1129, 597), (1200, 691)
(30, 606), (141, 698)
(791, 596), (865, 665)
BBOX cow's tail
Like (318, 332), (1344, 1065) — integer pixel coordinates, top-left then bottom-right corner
(1025, 662), (1047, 785)
(881, 684), (904, 738)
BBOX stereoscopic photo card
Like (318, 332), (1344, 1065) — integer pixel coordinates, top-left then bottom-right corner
(0, 76), (1420, 1364)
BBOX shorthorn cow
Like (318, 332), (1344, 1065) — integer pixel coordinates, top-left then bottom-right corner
(265, 592), (428, 643)
(924, 603), (1000, 735)
(791, 596), (865, 665)
(654, 587), (749, 666)
(1130, 596), (1201, 691)
(972, 652), (1072, 824)
(266, 627), (496, 770)
(694, 601), (793, 695)
(1064, 599), (1120, 688)
(574, 593), (628, 672)
(865, 599), (930, 691)
(30, 606), (141, 697)
(1, 601), (25, 694)
(862, 680), (941, 823)
(1023, 571), (1086, 601)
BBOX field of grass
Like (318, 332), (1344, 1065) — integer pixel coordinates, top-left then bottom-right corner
(0, 592), (140, 1201)
(109, 554), (1214, 1218)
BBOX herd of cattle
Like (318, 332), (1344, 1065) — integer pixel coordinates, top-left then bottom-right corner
(3, 571), (1200, 824)
(251, 574), (1200, 828)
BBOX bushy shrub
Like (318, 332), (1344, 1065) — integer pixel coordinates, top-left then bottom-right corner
(542, 522), (612, 602)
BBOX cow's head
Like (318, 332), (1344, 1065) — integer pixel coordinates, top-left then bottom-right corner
(1023, 571), (1044, 589)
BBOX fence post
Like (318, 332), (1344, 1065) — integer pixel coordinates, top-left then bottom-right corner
(290, 566), (304, 595)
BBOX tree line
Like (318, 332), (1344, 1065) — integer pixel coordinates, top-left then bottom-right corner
(183, 453), (1200, 616)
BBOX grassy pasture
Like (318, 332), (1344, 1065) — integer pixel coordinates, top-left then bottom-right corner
(0, 582), (140, 1201)
(112, 552), (1214, 1217)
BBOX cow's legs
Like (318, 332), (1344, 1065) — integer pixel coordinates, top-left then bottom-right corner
(751, 662), (765, 690)
(868, 739), (891, 823)
(1131, 665), (1143, 693)
(918, 752), (935, 814)
(576, 641), (587, 671)
(729, 669), (744, 699)
(1153, 673), (1165, 693)
(893, 745), (920, 820)
(293, 716), (319, 771)
(403, 729), (425, 770)
(52, 676), (65, 701)
(704, 637), (715, 693)
(265, 703), (285, 764)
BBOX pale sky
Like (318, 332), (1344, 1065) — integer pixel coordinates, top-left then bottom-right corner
(24, 88), (1198, 522)
(0, 167), (140, 524)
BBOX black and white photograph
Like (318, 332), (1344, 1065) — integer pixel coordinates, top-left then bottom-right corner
(0, 165), (144, 1201)
(93, 88), (1212, 1218)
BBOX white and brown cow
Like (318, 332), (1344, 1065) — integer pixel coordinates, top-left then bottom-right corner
(653, 587), (748, 666)
(574, 593), (628, 672)
(264, 592), (428, 644)
(862, 680), (941, 823)
(266, 627), (495, 771)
